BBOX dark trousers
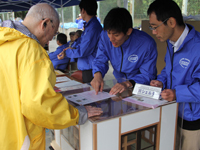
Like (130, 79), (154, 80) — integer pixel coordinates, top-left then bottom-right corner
(82, 69), (93, 83)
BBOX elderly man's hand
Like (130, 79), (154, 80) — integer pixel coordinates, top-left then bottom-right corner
(84, 106), (103, 118)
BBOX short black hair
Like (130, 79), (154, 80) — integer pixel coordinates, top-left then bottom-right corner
(103, 7), (132, 35)
(147, 0), (184, 26)
(56, 33), (67, 45)
(69, 31), (75, 36)
(75, 30), (83, 37)
(79, 0), (97, 16)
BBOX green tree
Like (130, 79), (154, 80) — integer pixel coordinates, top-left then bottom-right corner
(187, 0), (200, 15)
(99, 0), (124, 23)
(14, 11), (27, 20)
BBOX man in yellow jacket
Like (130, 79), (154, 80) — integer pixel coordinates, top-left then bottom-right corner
(0, 3), (102, 150)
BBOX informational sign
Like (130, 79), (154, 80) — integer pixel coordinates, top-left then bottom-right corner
(133, 83), (162, 100)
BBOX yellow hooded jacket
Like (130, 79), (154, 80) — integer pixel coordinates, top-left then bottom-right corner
(0, 27), (79, 150)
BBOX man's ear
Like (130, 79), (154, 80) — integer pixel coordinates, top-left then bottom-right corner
(126, 28), (133, 36)
(168, 17), (176, 28)
(56, 40), (61, 45)
(81, 8), (86, 15)
(44, 22), (47, 28)
(41, 18), (50, 30)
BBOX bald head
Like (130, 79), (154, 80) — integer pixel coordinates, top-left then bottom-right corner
(25, 3), (59, 25)
(23, 3), (60, 47)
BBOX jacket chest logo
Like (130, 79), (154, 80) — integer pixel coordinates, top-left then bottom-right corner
(128, 54), (138, 63)
(179, 58), (190, 68)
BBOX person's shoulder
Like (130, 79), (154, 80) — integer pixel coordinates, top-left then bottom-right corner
(24, 39), (50, 62)
(186, 25), (200, 44)
(85, 24), (102, 35)
(98, 30), (110, 43)
(189, 31), (200, 49)
(100, 30), (107, 37)
(132, 28), (155, 41)
(90, 17), (102, 27)
(58, 43), (68, 50)
(132, 28), (149, 36)
(63, 43), (69, 47)
(192, 29), (200, 42)
(88, 23), (102, 33)
(23, 38), (42, 51)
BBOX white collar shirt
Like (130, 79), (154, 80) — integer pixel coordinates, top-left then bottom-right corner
(169, 24), (189, 53)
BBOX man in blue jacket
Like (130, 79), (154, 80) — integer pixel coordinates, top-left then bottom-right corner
(148, 0), (200, 149)
(49, 33), (69, 71)
(68, 30), (83, 50)
(91, 7), (157, 95)
(76, 14), (85, 30)
(66, 30), (83, 63)
(58, 0), (102, 83)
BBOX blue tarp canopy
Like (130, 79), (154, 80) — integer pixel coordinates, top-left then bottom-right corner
(0, 0), (102, 32)
(0, 0), (86, 12)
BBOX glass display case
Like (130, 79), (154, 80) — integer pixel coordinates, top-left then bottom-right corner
(51, 78), (178, 150)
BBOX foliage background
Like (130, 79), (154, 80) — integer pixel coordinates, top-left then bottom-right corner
(9, 0), (200, 27)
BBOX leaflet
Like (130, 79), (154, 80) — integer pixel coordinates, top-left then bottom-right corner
(65, 90), (115, 105)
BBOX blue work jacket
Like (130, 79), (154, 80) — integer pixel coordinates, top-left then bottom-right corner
(70, 37), (81, 62)
(65, 16), (102, 71)
(92, 29), (157, 85)
(157, 24), (200, 121)
(49, 43), (69, 70)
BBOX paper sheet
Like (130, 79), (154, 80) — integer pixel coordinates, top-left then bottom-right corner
(55, 80), (82, 88)
(56, 76), (71, 83)
(123, 95), (168, 109)
(57, 83), (91, 92)
(55, 83), (91, 93)
(65, 90), (115, 105)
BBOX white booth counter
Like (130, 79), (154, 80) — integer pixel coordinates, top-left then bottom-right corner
(51, 79), (178, 150)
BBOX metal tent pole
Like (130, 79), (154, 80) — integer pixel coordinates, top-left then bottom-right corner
(182, 0), (188, 16)
(73, 6), (76, 22)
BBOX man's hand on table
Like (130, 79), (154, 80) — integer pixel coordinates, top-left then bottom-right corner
(90, 72), (104, 95)
(85, 106), (103, 117)
(150, 80), (176, 101)
(109, 81), (132, 95)
(161, 89), (176, 102)
(150, 80), (163, 88)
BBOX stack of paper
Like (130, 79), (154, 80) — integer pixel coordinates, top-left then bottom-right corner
(56, 76), (71, 83)
(55, 83), (91, 94)
(55, 80), (82, 89)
